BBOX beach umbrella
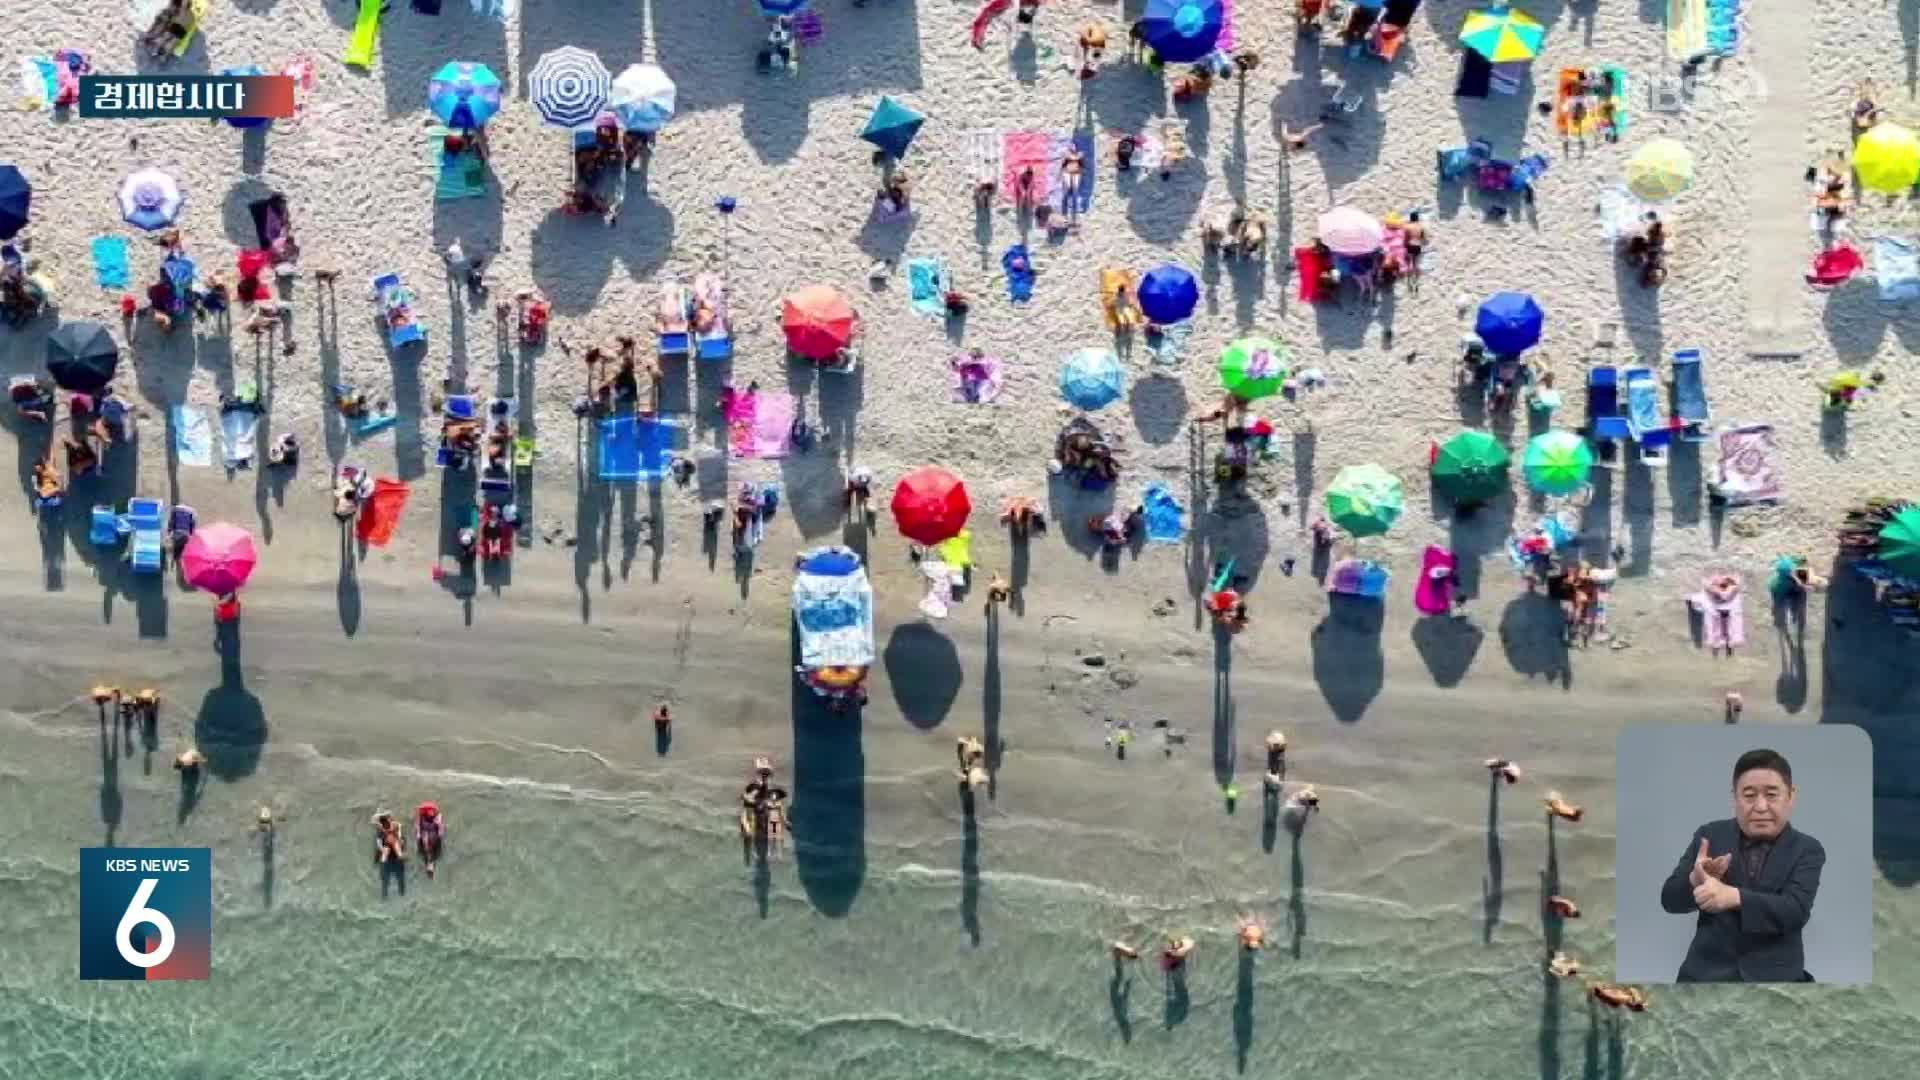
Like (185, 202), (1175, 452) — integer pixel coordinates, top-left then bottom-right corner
(1139, 0), (1224, 64)
(1522, 431), (1594, 495)
(891, 467), (972, 545)
(180, 522), (258, 595)
(1855, 123), (1920, 195)
(1138, 264), (1199, 323)
(1217, 337), (1290, 401)
(782, 285), (857, 359)
(1460, 6), (1545, 63)
(860, 96), (925, 159)
(428, 61), (503, 130)
(1059, 348), (1124, 410)
(0, 165), (30, 240)
(756, 0), (810, 15)
(1317, 206), (1385, 256)
(610, 64), (675, 133)
(1624, 138), (1694, 202)
(46, 322), (118, 392)
(117, 168), (184, 231)
(1876, 508), (1920, 577)
(1431, 430), (1510, 505)
(528, 47), (611, 129)
(1474, 292), (1545, 354)
(221, 66), (269, 128)
(1326, 464), (1404, 538)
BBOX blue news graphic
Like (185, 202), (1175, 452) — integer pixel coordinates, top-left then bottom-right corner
(79, 848), (211, 981)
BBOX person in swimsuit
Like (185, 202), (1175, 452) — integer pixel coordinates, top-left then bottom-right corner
(1545, 791), (1583, 822)
(414, 802), (447, 878)
(1484, 757), (1523, 784)
(372, 811), (405, 866)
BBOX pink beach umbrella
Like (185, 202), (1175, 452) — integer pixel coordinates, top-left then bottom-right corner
(180, 522), (258, 595)
(1317, 206), (1386, 256)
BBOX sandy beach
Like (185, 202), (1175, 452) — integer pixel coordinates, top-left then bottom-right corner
(2, 0), (1919, 1076)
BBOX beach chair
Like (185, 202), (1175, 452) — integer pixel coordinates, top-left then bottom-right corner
(1670, 349), (1711, 441)
(656, 278), (691, 358)
(1436, 138), (1492, 182)
(1101, 268), (1143, 331)
(1509, 153), (1550, 193)
(90, 505), (121, 548)
(479, 398), (515, 496)
(372, 272), (425, 347)
(1624, 367), (1670, 464)
(127, 497), (165, 573)
(966, 129), (1001, 195)
(1588, 366), (1632, 448)
(692, 271), (734, 360)
(437, 395), (478, 470)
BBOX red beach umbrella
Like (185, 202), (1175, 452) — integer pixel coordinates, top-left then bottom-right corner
(890, 467), (972, 545)
(180, 522), (258, 595)
(782, 285), (857, 360)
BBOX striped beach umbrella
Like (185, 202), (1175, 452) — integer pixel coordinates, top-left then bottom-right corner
(528, 47), (611, 129)
(118, 168), (184, 231)
(1460, 7), (1545, 63)
(428, 61), (503, 129)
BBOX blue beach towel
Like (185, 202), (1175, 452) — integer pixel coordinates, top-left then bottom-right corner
(1001, 245), (1035, 303)
(1054, 131), (1095, 213)
(432, 128), (488, 201)
(596, 415), (679, 481)
(906, 257), (948, 319)
(90, 236), (129, 289)
(171, 405), (211, 467)
(1142, 484), (1185, 544)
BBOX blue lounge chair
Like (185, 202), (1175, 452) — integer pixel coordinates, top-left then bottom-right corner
(1509, 153), (1551, 192)
(1588, 366), (1632, 443)
(1624, 366), (1661, 441)
(90, 505), (122, 548)
(1670, 349), (1711, 441)
(373, 272), (426, 348)
(127, 497), (165, 573)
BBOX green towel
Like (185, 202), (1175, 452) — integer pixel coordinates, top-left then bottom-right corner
(430, 127), (487, 201)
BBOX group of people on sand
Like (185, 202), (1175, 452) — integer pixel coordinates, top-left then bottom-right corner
(372, 803), (449, 878)
(564, 116), (647, 225)
(19, 385), (134, 512)
(739, 758), (790, 857)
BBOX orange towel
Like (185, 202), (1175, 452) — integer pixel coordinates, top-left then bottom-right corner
(356, 478), (410, 547)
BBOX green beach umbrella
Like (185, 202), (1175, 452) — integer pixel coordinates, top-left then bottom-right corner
(1327, 463), (1404, 538)
(1876, 507), (1920, 576)
(1522, 431), (1594, 495)
(1432, 430), (1511, 505)
(1218, 337), (1290, 401)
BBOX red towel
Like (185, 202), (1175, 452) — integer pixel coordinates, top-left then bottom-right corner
(356, 478), (410, 547)
(1806, 245), (1863, 289)
(1294, 246), (1327, 303)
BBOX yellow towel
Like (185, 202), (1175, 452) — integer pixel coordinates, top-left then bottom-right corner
(937, 530), (972, 570)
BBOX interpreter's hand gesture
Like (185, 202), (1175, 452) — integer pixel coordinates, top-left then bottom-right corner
(1688, 837), (1731, 888)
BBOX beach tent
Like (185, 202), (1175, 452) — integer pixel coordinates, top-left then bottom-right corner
(1327, 463), (1404, 537)
(1059, 348), (1124, 409)
(1217, 337), (1289, 401)
(782, 285), (857, 359)
(1474, 292), (1545, 354)
(528, 47), (611, 129)
(428, 61), (503, 129)
(1139, 0), (1223, 64)
(1460, 6), (1544, 62)
(610, 64), (675, 133)
(860, 96), (924, 159)
(1856, 123), (1920, 195)
(0, 165), (29, 239)
(1138, 264), (1198, 323)
(891, 467), (971, 544)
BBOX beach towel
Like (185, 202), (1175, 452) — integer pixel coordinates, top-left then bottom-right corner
(90, 236), (129, 289)
(1874, 236), (1920, 302)
(906, 257), (949, 319)
(1216, 0), (1236, 51)
(728, 391), (795, 459)
(1691, 580), (1746, 650)
(221, 408), (258, 468)
(966, 128), (1002, 187)
(1142, 484), (1186, 544)
(1705, 0), (1741, 55)
(171, 405), (211, 467)
(918, 557), (955, 619)
(1294, 246), (1329, 302)
(1001, 245), (1035, 303)
(1711, 424), (1780, 505)
(950, 354), (1005, 403)
(1047, 131), (1095, 213)
(19, 57), (55, 110)
(356, 478), (410, 547)
(1808, 244), (1864, 289)
(1145, 320), (1192, 367)
(793, 10), (824, 43)
(1668, 0), (1707, 59)
(1000, 130), (1051, 202)
(431, 128), (487, 201)
(1415, 545), (1456, 615)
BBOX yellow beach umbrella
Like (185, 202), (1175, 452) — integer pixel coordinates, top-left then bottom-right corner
(1624, 138), (1693, 201)
(1460, 7), (1546, 63)
(1856, 123), (1920, 195)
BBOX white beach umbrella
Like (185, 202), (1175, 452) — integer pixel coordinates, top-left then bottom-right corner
(610, 64), (676, 133)
(118, 168), (184, 231)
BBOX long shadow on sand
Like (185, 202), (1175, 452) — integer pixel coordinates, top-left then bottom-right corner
(960, 788), (981, 946)
(883, 622), (962, 728)
(791, 625), (866, 916)
(1820, 558), (1920, 885)
(195, 620), (267, 780)
(1311, 594), (1384, 722)
(1233, 950), (1255, 1073)
(1213, 623), (1235, 784)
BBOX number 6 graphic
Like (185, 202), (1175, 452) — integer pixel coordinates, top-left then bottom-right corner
(115, 879), (176, 968)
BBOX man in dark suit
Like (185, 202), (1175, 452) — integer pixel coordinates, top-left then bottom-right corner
(1660, 748), (1826, 982)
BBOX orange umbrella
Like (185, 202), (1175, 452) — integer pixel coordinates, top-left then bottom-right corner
(782, 285), (857, 360)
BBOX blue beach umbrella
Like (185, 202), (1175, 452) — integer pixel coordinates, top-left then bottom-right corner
(1059, 348), (1124, 410)
(1473, 291), (1545, 355)
(118, 168), (183, 231)
(1140, 0), (1224, 64)
(861, 96), (924, 159)
(610, 63), (675, 133)
(428, 61), (503, 130)
(1137, 263), (1199, 323)
(222, 66), (269, 128)
(0, 165), (30, 240)
(757, 0), (810, 15)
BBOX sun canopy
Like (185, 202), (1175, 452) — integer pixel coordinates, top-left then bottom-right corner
(1856, 123), (1920, 195)
(1624, 138), (1693, 201)
(1138, 264), (1199, 323)
(118, 168), (184, 231)
(891, 467), (971, 545)
(1474, 292), (1545, 354)
(1327, 464), (1404, 537)
(794, 546), (876, 669)
(860, 96), (924, 158)
(1217, 337), (1290, 401)
(1059, 348), (1124, 409)
(0, 165), (29, 240)
(180, 521), (258, 594)
(1318, 206), (1385, 256)
(47, 322), (119, 392)
(782, 285), (857, 359)
(610, 64), (675, 133)
(1522, 431), (1593, 495)
(1432, 430), (1510, 504)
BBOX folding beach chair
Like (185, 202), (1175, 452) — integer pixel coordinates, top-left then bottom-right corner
(479, 398), (515, 497)
(692, 271), (734, 360)
(1624, 366), (1669, 464)
(1509, 153), (1550, 192)
(656, 278), (692, 358)
(436, 395), (477, 470)
(90, 505), (121, 548)
(127, 497), (165, 572)
(1587, 366), (1632, 448)
(1670, 348), (1711, 441)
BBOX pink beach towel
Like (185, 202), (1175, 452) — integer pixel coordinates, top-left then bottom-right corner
(728, 391), (795, 459)
(950, 355), (1005, 403)
(1216, 0), (1236, 51)
(1690, 581), (1746, 651)
(1001, 130), (1051, 202)
(1415, 545), (1456, 615)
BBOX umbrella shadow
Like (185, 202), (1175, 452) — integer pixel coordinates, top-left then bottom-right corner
(1129, 375), (1187, 446)
(790, 623), (867, 916)
(1413, 615), (1483, 687)
(195, 620), (267, 780)
(1311, 594), (1384, 722)
(1820, 558), (1920, 885)
(1500, 591), (1572, 689)
(883, 622), (962, 728)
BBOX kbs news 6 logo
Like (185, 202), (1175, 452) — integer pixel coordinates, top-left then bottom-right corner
(79, 848), (211, 980)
